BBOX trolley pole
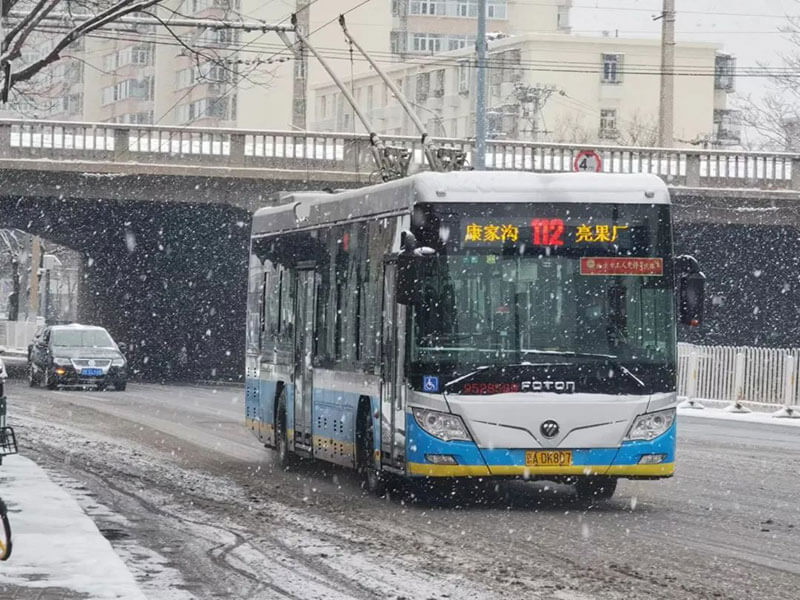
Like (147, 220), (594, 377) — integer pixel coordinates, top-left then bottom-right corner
(475, 0), (487, 169)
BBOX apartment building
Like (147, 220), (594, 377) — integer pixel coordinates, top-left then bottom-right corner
(311, 33), (739, 147)
(7, 0), (572, 130)
(390, 0), (571, 54)
(5, 0), (736, 146)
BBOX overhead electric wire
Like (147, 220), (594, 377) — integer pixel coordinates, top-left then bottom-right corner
(30, 20), (800, 80)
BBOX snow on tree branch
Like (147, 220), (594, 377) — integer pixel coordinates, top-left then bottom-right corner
(0, 0), (164, 97)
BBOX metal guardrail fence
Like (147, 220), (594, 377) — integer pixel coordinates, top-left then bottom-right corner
(2, 119), (800, 190)
(678, 342), (800, 409)
(0, 320), (40, 352)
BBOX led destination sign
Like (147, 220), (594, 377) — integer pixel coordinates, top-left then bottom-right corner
(463, 218), (631, 247)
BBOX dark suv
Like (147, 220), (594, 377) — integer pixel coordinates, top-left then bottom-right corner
(28, 324), (127, 391)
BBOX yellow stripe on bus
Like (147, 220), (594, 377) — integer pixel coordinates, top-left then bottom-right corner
(407, 462), (674, 478)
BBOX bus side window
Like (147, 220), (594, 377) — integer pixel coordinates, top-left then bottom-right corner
(261, 261), (278, 353)
(246, 254), (264, 353)
(279, 268), (295, 343)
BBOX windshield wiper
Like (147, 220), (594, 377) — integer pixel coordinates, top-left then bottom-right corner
(520, 349), (617, 359)
(519, 350), (647, 388)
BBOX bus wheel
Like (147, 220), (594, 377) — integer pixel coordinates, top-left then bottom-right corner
(275, 390), (295, 469)
(357, 405), (385, 497)
(574, 476), (617, 501)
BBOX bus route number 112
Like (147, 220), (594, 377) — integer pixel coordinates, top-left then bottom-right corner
(531, 218), (565, 246)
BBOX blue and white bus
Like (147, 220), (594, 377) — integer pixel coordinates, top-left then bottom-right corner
(245, 172), (704, 499)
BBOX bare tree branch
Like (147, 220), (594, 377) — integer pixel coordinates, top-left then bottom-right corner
(2, 0), (164, 91)
(2, 0), (56, 53)
(738, 7), (800, 150)
(5, 0), (61, 62)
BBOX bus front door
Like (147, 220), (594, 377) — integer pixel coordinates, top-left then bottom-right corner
(381, 261), (406, 468)
(293, 268), (315, 451)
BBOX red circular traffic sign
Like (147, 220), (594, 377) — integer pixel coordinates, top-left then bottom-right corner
(573, 149), (603, 173)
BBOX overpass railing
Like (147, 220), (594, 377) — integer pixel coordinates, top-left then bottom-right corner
(2, 119), (799, 190)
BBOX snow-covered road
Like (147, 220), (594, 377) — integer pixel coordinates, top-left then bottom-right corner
(3, 381), (800, 599)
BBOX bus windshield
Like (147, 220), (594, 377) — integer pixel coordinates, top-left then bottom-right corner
(407, 202), (676, 389)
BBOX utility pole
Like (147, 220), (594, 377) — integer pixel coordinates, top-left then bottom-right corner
(29, 236), (41, 318)
(658, 0), (675, 148)
(475, 0), (487, 169)
(513, 83), (557, 141)
(292, 0), (310, 130)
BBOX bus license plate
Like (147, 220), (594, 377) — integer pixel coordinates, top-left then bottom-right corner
(525, 450), (572, 467)
(81, 368), (103, 376)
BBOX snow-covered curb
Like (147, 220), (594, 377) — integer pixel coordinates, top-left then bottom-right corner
(0, 455), (146, 600)
(678, 406), (800, 427)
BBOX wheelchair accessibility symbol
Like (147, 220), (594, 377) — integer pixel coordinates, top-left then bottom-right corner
(423, 376), (439, 393)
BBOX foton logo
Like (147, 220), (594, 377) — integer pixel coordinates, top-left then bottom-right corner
(520, 380), (576, 394)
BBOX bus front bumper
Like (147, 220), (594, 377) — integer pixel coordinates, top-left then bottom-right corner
(405, 413), (676, 479)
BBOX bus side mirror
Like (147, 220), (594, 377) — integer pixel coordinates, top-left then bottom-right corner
(396, 230), (436, 306)
(676, 255), (705, 327)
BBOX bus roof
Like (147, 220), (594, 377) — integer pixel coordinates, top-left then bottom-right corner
(251, 172), (669, 238)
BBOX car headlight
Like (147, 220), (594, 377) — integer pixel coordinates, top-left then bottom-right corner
(625, 408), (675, 441)
(53, 357), (72, 366)
(412, 407), (472, 442)
(111, 358), (125, 367)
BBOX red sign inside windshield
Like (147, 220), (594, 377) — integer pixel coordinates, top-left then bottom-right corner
(580, 257), (664, 276)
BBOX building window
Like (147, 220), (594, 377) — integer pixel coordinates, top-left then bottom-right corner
(447, 34), (475, 51)
(177, 97), (231, 122)
(487, 0), (507, 19)
(61, 93), (83, 115)
(456, 0), (505, 18)
(409, 0), (441, 15)
(390, 30), (406, 54)
(600, 109), (618, 139)
(458, 62), (471, 94)
(557, 6), (571, 31)
(432, 69), (445, 97)
(176, 62), (233, 91)
(65, 62), (83, 84)
(367, 85), (374, 110)
(199, 28), (239, 46)
(101, 77), (154, 105)
(715, 54), (736, 92)
(416, 72), (430, 102)
(602, 53), (623, 84)
(412, 33), (443, 53)
(457, 0), (478, 17)
(191, 0), (240, 11)
(391, 0), (408, 17)
(714, 109), (741, 145)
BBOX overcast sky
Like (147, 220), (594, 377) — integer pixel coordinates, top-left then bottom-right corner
(568, 0), (799, 97)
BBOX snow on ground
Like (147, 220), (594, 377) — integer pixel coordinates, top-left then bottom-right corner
(0, 455), (146, 600)
(678, 405), (800, 427)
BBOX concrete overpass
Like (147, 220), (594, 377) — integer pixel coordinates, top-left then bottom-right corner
(2, 119), (800, 379)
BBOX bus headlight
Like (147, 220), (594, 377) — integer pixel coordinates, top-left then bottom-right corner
(625, 408), (675, 441)
(412, 408), (472, 442)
